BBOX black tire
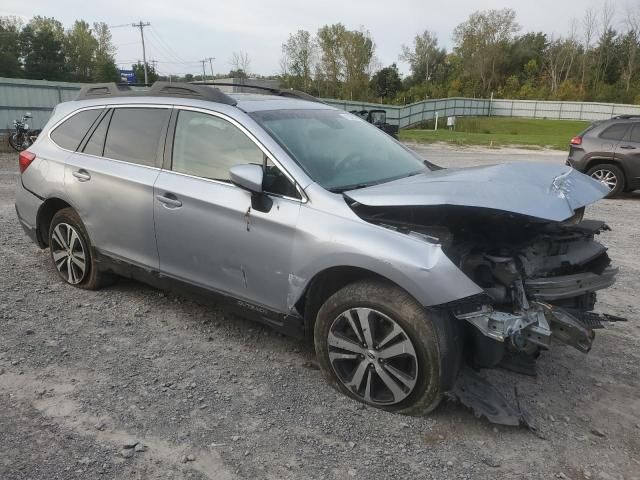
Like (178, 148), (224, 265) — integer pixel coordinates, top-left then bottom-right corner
(314, 279), (462, 415)
(48, 208), (112, 290)
(586, 164), (625, 198)
(8, 133), (26, 152)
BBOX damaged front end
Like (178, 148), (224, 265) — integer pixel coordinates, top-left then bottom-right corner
(452, 217), (619, 359)
(342, 163), (624, 425)
(352, 202), (622, 371)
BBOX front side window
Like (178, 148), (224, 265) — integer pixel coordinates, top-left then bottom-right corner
(600, 123), (629, 141)
(172, 110), (263, 182)
(263, 158), (299, 198)
(251, 109), (426, 192)
(50, 108), (102, 151)
(103, 108), (169, 167)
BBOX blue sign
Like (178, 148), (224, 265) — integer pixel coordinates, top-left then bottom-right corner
(119, 69), (136, 84)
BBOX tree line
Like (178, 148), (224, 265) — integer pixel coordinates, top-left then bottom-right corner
(281, 5), (640, 104)
(2, 5), (640, 105)
(0, 16), (121, 83)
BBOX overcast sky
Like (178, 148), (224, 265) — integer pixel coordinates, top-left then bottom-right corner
(3, 0), (631, 77)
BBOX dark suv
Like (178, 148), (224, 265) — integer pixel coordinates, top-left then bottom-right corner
(567, 115), (640, 197)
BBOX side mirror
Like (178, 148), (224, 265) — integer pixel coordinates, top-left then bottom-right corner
(229, 164), (263, 194)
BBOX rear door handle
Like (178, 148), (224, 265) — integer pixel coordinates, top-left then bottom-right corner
(619, 145), (636, 150)
(72, 169), (91, 182)
(156, 193), (182, 208)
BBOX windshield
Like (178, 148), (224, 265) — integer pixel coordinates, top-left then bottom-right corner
(250, 109), (427, 192)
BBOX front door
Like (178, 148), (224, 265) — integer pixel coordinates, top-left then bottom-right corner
(153, 108), (302, 312)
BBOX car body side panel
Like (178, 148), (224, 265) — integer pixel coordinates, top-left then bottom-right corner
(286, 184), (484, 310)
(15, 179), (43, 243)
(64, 152), (161, 269)
(616, 123), (640, 188)
(154, 171), (302, 312)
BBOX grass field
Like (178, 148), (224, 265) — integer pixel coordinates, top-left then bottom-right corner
(399, 117), (590, 150)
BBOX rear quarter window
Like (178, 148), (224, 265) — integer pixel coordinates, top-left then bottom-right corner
(50, 108), (103, 151)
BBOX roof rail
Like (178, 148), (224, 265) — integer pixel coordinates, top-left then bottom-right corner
(191, 82), (325, 104)
(612, 114), (640, 119)
(75, 81), (237, 105)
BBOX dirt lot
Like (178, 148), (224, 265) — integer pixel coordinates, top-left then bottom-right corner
(1, 147), (639, 480)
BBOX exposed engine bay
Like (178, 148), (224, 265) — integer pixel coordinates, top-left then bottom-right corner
(349, 202), (623, 376)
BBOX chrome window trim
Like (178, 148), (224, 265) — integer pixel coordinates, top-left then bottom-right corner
(161, 168), (304, 204)
(47, 105), (106, 153)
(171, 105), (307, 203)
(72, 150), (162, 172)
(48, 104), (172, 169)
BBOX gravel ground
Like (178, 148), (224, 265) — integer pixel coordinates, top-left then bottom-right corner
(1, 147), (639, 480)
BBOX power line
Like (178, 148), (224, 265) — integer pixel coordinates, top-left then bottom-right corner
(132, 21), (150, 84)
(148, 26), (191, 65)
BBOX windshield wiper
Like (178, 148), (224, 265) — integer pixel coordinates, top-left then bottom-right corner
(329, 183), (373, 193)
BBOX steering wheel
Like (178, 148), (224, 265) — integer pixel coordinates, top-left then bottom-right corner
(333, 152), (363, 172)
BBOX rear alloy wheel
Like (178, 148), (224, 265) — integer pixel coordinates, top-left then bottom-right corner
(50, 222), (87, 284)
(314, 280), (462, 415)
(587, 164), (624, 197)
(48, 208), (112, 290)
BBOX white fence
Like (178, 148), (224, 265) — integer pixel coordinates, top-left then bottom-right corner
(2, 77), (640, 132)
(324, 97), (640, 127)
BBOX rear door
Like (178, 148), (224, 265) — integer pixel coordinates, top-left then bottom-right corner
(64, 105), (170, 269)
(599, 122), (630, 160)
(154, 107), (302, 312)
(616, 122), (640, 189)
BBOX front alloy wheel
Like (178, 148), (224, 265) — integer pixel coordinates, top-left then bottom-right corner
(50, 222), (87, 284)
(328, 307), (418, 406)
(314, 280), (461, 415)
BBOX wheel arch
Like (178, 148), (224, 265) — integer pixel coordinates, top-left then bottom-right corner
(295, 265), (419, 341)
(585, 157), (628, 179)
(36, 197), (74, 247)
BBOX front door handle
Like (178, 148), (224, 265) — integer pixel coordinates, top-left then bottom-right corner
(156, 193), (182, 208)
(72, 169), (91, 182)
(619, 145), (636, 150)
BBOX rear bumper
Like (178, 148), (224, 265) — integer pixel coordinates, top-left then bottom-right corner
(15, 179), (43, 246)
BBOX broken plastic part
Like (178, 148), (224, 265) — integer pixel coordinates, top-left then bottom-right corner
(447, 367), (535, 429)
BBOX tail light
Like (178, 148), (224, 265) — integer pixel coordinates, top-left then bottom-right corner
(570, 136), (582, 146)
(18, 151), (36, 173)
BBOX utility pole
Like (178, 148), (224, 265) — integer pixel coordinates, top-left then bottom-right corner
(132, 21), (150, 84)
(200, 59), (207, 81)
(205, 57), (215, 80)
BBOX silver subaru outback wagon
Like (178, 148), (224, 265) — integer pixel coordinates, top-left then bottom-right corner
(15, 82), (620, 416)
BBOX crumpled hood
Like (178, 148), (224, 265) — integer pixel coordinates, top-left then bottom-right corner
(344, 163), (609, 222)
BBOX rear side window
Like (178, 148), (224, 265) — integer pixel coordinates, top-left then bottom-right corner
(50, 109), (102, 151)
(629, 123), (640, 143)
(599, 123), (629, 141)
(103, 108), (169, 167)
(82, 110), (112, 156)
